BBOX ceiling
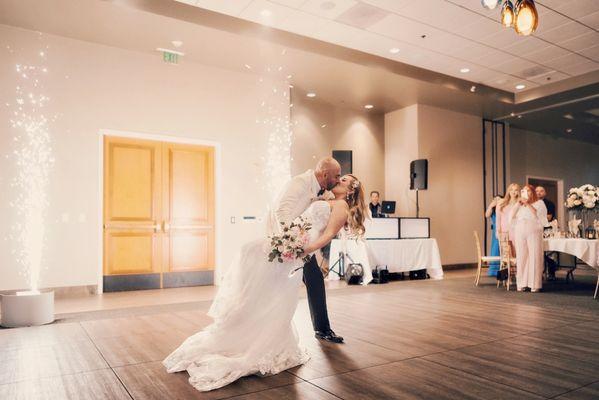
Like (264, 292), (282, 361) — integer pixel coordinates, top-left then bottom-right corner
(0, 0), (597, 142)
(176, 0), (599, 93)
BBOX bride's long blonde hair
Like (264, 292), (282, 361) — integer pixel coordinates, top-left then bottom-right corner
(345, 174), (366, 236)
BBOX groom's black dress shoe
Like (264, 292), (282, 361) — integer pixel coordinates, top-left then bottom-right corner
(315, 330), (344, 343)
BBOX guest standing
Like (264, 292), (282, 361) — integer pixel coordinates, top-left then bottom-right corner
(535, 186), (556, 222)
(369, 191), (385, 218)
(485, 196), (502, 276)
(511, 184), (549, 292)
(496, 183), (520, 252)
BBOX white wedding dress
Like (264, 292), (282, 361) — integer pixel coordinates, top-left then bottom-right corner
(163, 200), (331, 391)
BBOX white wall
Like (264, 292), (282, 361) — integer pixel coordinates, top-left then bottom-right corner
(384, 104), (483, 265)
(0, 25), (289, 291)
(418, 105), (483, 265)
(384, 105), (419, 216)
(291, 94), (385, 198)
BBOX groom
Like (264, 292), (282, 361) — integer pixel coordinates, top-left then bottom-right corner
(268, 157), (344, 343)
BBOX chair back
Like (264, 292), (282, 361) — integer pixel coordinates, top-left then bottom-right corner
(498, 232), (511, 263)
(473, 231), (482, 260)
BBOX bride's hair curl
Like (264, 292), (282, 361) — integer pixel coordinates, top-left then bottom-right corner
(344, 174), (366, 236)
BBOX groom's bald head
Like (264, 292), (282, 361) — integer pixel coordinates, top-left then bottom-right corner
(315, 157), (341, 190)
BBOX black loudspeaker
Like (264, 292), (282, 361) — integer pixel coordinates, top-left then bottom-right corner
(332, 150), (352, 175)
(410, 159), (428, 190)
(372, 266), (389, 284)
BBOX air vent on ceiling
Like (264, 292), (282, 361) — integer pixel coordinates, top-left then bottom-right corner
(520, 66), (553, 79)
(336, 3), (389, 29)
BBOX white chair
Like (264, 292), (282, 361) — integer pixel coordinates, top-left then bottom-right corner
(497, 232), (517, 290)
(474, 231), (501, 286)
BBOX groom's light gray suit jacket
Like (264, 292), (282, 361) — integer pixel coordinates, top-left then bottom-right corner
(267, 169), (321, 235)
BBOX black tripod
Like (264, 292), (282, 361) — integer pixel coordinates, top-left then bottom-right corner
(327, 251), (356, 278)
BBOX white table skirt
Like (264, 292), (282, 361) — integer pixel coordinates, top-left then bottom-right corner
(543, 238), (599, 269)
(328, 238), (444, 285)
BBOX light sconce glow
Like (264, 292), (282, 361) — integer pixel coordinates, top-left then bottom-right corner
(481, 0), (501, 10)
(460, 68), (470, 73)
(514, 0), (539, 36)
(515, 84), (526, 90)
(517, 115), (523, 118)
(364, 104), (374, 109)
(306, 92), (316, 98)
(501, 0), (515, 27)
(389, 48), (400, 54)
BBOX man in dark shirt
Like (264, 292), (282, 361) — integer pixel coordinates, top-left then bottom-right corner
(536, 186), (557, 280)
(369, 191), (385, 218)
(535, 186), (555, 222)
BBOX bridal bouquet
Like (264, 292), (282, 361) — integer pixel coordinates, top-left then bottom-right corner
(268, 217), (312, 264)
(565, 184), (598, 210)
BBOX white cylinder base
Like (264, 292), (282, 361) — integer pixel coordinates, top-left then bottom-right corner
(1, 290), (55, 328)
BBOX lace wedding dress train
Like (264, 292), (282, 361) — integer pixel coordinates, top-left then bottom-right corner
(163, 201), (331, 391)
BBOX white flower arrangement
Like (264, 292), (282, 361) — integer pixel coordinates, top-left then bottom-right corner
(268, 217), (312, 263)
(565, 184), (598, 210)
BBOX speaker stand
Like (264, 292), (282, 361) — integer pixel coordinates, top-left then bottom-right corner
(416, 189), (420, 218)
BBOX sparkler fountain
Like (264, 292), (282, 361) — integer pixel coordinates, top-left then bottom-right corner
(1, 43), (56, 327)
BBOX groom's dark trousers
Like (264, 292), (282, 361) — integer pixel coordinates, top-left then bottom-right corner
(303, 255), (330, 332)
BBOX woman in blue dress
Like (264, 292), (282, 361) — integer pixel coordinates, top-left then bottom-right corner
(485, 196), (502, 276)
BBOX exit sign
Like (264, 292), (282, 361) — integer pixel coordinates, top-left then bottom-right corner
(163, 51), (178, 64)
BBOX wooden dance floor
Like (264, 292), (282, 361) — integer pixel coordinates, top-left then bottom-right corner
(1, 271), (598, 399)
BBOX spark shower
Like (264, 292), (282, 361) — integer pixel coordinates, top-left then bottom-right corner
(7, 40), (55, 293)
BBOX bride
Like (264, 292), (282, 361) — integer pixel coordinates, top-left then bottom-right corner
(163, 174), (366, 391)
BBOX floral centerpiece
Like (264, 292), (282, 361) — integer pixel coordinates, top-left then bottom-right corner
(268, 217), (312, 264)
(565, 184), (598, 210)
(565, 184), (598, 237)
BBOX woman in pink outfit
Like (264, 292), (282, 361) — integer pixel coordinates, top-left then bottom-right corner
(496, 183), (520, 251)
(510, 184), (549, 292)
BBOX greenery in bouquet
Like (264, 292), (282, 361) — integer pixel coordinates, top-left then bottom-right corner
(268, 217), (312, 263)
(565, 184), (598, 211)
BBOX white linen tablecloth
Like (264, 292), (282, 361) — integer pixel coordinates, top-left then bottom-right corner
(328, 238), (443, 285)
(543, 238), (599, 269)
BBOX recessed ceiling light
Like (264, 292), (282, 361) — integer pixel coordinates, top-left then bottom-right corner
(563, 113), (574, 120)
(566, 128), (573, 133)
(260, 9), (272, 17)
(244, 64), (251, 69)
(515, 84), (526, 90)
(287, 74), (292, 79)
(364, 104), (374, 109)
(321, 124), (327, 128)
(510, 112), (516, 117)
(470, 86), (477, 92)
(460, 68), (470, 73)
(517, 115), (523, 118)
(306, 92), (316, 98)
(171, 40), (183, 48)
(389, 48), (400, 54)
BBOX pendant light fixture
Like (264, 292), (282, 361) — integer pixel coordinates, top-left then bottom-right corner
(481, 0), (501, 10)
(514, 0), (539, 36)
(501, 0), (515, 27)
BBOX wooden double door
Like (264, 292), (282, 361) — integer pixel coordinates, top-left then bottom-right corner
(103, 136), (215, 291)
